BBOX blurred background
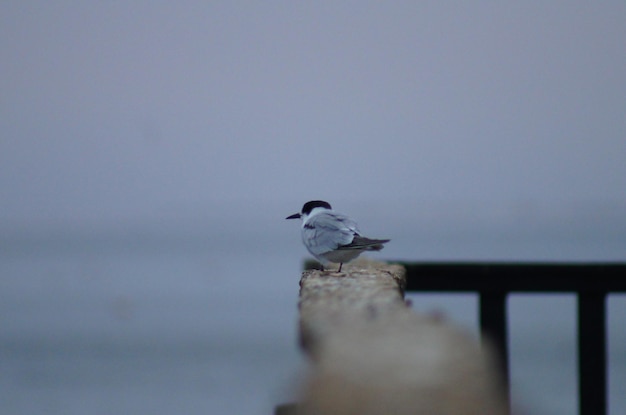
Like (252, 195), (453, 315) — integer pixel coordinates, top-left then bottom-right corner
(1, 2), (625, 414)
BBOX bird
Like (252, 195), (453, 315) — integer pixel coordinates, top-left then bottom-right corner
(286, 200), (390, 272)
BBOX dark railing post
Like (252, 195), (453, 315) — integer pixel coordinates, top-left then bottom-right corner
(578, 292), (607, 415)
(479, 291), (510, 411)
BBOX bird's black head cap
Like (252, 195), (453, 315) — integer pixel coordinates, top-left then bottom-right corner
(302, 200), (332, 215)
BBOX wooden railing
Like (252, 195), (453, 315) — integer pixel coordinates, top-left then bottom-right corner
(279, 261), (507, 415)
(278, 261), (625, 415)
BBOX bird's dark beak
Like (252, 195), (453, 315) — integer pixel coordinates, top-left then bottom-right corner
(286, 213), (301, 220)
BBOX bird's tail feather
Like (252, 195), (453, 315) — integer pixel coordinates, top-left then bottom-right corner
(338, 236), (390, 251)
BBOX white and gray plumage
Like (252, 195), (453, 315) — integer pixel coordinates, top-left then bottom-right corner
(286, 200), (390, 272)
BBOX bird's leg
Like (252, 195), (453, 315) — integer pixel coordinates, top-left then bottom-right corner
(338, 263), (343, 272)
(320, 264), (325, 271)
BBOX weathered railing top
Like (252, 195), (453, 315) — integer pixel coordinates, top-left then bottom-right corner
(290, 259), (507, 415)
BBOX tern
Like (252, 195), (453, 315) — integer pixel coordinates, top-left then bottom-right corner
(286, 200), (390, 272)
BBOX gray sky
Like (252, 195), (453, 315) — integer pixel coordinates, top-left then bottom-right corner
(2, 2), (625, 247)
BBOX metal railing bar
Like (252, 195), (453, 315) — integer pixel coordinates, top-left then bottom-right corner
(479, 292), (510, 408)
(401, 262), (626, 293)
(400, 262), (625, 415)
(578, 292), (607, 415)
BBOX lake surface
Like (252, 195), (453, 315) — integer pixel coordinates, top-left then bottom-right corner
(1, 235), (624, 415)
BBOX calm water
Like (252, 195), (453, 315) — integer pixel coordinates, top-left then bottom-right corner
(1, 236), (624, 415)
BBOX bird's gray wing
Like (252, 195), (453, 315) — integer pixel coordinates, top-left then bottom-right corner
(302, 212), (360, 256)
